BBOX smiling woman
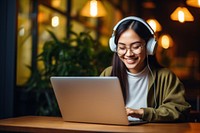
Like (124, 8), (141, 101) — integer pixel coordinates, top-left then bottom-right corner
(100, 16), (191, 122)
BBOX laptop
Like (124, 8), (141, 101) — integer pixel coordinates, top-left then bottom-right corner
(50, 76), (147, 125)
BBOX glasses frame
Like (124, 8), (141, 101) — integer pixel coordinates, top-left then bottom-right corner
(117, 42), (145, 56)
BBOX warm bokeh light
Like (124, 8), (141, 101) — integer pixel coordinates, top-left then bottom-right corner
(51, 16), (59, 27)
(147, 19), (162, 32)
(19, 26), (25, 36)
(170, 6), (194, 23)
(158, 34), (173, 49)
(90, 0), (98, 17)
(80, 0), (106, 17)
(51, 0), (61, 7)
(178, 10), (185, 23)
(161, 35), (170, 49)
(186, 0), (200, 8)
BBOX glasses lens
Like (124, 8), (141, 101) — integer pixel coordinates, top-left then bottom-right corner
(117, 43), (143, 55)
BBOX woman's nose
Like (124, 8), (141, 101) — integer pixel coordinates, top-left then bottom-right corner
(125, 48), (134, 56)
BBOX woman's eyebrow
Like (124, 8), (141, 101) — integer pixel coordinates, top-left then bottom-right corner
(118, 41), (143, 45)
(118, 42), (126, 45)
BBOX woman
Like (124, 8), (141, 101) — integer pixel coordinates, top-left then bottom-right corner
(100, 16), (191, 122)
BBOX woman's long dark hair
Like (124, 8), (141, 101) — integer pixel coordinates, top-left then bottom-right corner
(111, 19), (162, 102)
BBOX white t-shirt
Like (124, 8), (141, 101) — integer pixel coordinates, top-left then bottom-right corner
(126, 67), (149, 121)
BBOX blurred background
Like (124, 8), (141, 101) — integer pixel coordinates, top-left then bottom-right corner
(0, 0), (200, 121)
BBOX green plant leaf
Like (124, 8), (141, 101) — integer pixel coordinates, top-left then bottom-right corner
(24, 28), (112, 116)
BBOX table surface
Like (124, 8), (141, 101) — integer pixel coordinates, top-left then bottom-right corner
(0, 116), (200, 133)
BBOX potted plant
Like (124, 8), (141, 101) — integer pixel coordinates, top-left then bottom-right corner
(25, 29), (112, 116)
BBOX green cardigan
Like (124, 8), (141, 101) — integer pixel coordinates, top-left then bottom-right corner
(100, 66), (191, 122)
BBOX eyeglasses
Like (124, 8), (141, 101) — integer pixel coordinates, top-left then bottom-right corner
(117, 42), (145, 55)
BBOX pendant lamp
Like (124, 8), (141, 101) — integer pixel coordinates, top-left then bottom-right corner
(146, 19), (162, 32)
(186, 0), (200, 8)
(80, 0), (106, 17)
(170, 6), (194, 23)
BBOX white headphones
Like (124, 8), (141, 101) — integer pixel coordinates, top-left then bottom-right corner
(109, 16), (157, 55)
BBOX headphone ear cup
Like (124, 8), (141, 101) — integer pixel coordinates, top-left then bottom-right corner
(109, 36), (117, 52)
(146, 37), (157, 55)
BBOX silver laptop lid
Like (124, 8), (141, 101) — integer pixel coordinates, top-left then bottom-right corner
(50, 77), (129, 125)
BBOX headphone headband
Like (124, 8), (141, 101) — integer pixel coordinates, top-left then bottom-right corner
(113, 16), (154, 35)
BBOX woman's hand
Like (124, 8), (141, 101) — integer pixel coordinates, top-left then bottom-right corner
(125, 107), (144, 119)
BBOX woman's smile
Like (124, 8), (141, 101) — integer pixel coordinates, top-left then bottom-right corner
(125, 56), (138, 64)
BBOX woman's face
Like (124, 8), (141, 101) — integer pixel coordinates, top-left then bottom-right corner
(117, 29), (147, 74)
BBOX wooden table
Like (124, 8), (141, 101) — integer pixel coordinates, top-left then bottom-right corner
(0, 116), (199, 133)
